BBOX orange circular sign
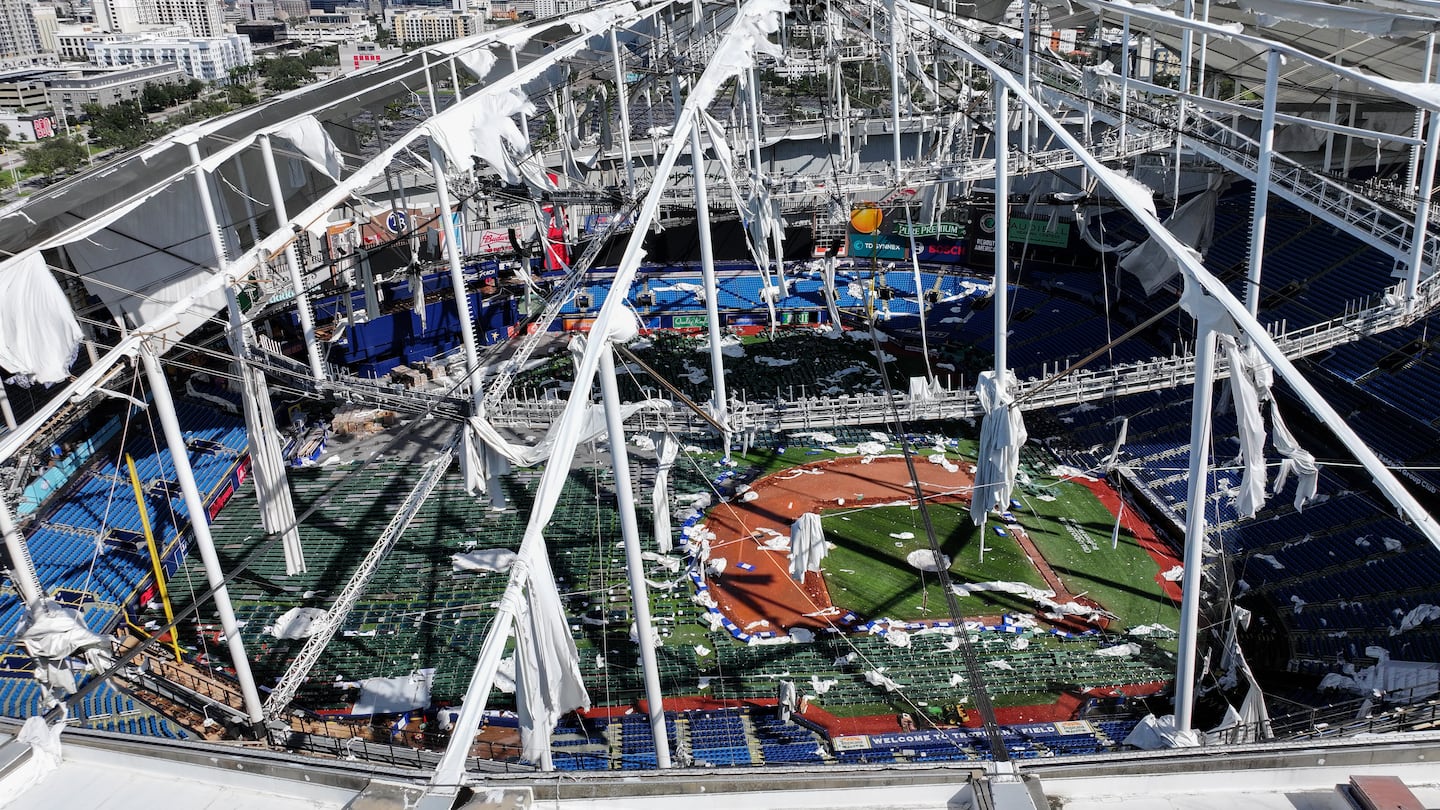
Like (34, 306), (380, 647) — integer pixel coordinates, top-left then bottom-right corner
(849, 204), (883, 234)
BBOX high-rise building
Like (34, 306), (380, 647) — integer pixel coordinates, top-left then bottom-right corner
(154, 0), (225, 38)
(0, 0), (43, 59)
(31, 5), (59, 52)
(93, 0), (147, 33)
(236, 0), (277, 22)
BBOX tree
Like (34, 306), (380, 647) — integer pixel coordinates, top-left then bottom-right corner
(0, 123), (10, 153)
(21, 137), (87, 176)
(83, 100), (156, 151)
(226, 83), (257, 106)
(259, 56), (312, 91)
(140, 83), (170, 113)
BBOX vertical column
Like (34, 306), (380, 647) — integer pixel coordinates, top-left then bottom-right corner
(1119, 15), (1131, 154)
(1174, 0), (1195, 203)
(511, 47), (530, 142)
(1407, 34), (1436, 194)
(1407, 115), (1439, 306)
(428, 144), (484, 410)
(689, 125), (731, 457)
(259, 134), (326, 382)
(610, 28), (637, 189)
(0, 492), (42, 605)
(599, 346), (671, 768)
(140, 342), (266, 726)
(1175, 327), (1217, 733)
(886, 0), (904, 178)
(1244, 48), (1281, 316)
(422, 51), (439, 116)
(1019, 0), (1031, 154)
(993, 84), (1010, 376)
(1323, 64), (1340, 174)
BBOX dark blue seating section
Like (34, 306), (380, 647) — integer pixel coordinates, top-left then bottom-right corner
(686, 709), (752, 767)
(0, 400), (246, 722)
(752, 714), (823, 765)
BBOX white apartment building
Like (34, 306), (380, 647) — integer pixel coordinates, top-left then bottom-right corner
(0, 0), (43, 59)
(89, 33), (253, 82)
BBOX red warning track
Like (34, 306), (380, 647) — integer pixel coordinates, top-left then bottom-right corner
(701, 456), (974, 633)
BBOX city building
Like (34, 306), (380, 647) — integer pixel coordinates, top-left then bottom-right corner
(235, 20), (286, 45)
(54, 24), (119, 59)
(338, 40), (398, 73)
(287, 9), (374, 44)
(153, 0), (224, 38)
(0, 71), (51, 109)
(0, 0), (44, 60)
(88, 33), (253, 82)
(385, 8), (481, 44)
(92, 0), (146, 34)
(31, 5), (58, 53)
(47, 62), (185, 118)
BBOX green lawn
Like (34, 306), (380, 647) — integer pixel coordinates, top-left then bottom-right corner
(821, 500), (1051, 620)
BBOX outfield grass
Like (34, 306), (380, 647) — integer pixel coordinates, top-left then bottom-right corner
(821, 500), (1051, 620)
(817, 468), (1180, 632)
(1013, 478), (1181, 634)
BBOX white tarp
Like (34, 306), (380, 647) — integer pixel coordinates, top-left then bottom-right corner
(351, 668), (435, 715)
(1224, 336), (1268, 519)
(906, 549), (951, 571)
(1271, 399), (1319, 509)
(864, 668), (903, 692)
(1393, 604), (1440, 635)
(1122, 713), (1202, 749)
(970, 370), (1027, 525)
(908, 376), (943, 402)
(513, 547), (591, 769)
(789, 512), (826, 582)
(426, 89), (556, 193)
(272, 115), (344, 181)
(652, 432), (680, 554)
(0, 253), (83, 386)
(1119, 189), (1218, 295)
(465, 398), (664, 480)
(452, 548), (518, 573)
(267, 607), (328, 639)
(17, 599), (113, 702)
(8, 715), (66, 804)
(1320, 654), (1440, 702)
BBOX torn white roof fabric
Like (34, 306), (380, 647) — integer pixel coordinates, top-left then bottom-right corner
(970, 370), (1027, 525)
(789, 512), (826, 582)
(0, 253), (84, 386)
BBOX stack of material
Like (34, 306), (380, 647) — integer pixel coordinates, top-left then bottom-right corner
(332, 405), (398, 438)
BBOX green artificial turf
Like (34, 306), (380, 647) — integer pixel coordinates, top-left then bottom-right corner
(817, 467), (1180, 632)
(821, 499), (1051, 621)
(1012, 478), (1181, 633)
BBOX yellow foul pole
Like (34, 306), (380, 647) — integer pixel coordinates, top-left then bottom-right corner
(124, 454), (184, 662)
